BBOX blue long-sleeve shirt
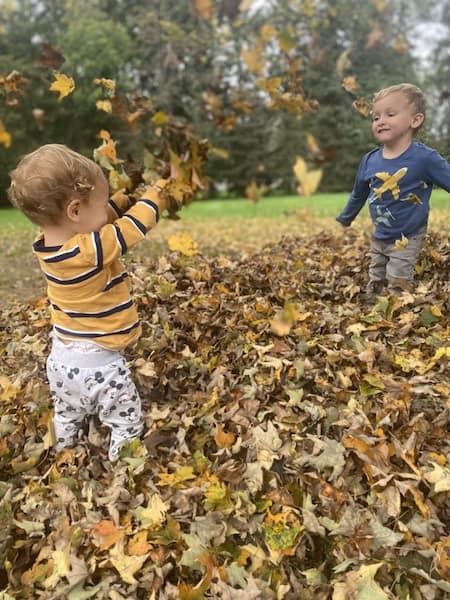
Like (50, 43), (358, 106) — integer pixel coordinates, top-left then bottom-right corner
(336, 141), (450, 241)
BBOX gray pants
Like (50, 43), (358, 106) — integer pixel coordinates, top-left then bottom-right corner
(368, 226), (426, 294)
(47, 335), (143, 461)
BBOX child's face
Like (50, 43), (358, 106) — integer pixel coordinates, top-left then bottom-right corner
(371, 91), (423, 148)
(77, 172), (110, 233)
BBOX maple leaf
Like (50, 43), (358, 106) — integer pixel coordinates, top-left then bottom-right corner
(36, 41), (65, 69)
(168, 232), (199, 256)
(134, 493), (167, 529)
(0, 119), (12, 148)
(293, 156), (322, 196)
(342, 75), (359, 93)
(49, 73), (75, 101)
(241, 44), (266, 75)
(93, 77), (116, 91)
(96, 99), (112, 113)
(193, 0), (216, 20)
(90, 520), (126, 550)
(109, 539), (149, 585)
(394, 233), (409, 250)
(352, 97), (370, 118)
(0, 70), (29, 93)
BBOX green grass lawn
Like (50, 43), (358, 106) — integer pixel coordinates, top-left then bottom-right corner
(1, 189), (449, 227)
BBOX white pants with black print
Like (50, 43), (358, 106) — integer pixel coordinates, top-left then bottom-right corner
(47, 334), (143, 461)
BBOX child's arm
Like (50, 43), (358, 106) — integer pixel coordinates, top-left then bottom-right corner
(76, 179), (169, 267)
(107, 189), (133, 222)
(425, 149), (450, 192)
(336, 158), (370, 227)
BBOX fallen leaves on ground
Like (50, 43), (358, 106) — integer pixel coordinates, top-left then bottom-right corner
(0, 223), (449, 599)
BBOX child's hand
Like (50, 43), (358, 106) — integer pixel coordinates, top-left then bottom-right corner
(111, 189), (130, 204)
(336, 217), (351, 228)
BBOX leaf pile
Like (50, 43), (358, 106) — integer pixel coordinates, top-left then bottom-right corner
(0, 228), (449, 599)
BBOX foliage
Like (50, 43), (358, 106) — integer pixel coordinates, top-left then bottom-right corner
(1, 0), (442, 205)
(1, 221), (450, 598)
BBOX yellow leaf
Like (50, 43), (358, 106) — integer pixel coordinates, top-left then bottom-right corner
(336, 49), (352, 77)
(342, 75), (359, 93)
(0, 119), (12, 148)
(193, 0), (216, 19)
(151, 110), (170, 126)
(0, 70), (29, 93)
(96, 99), (112, 113)
(93, 77), (116, 91)
(352, 97), (370, 117)
(127, 531), (151, 556)
(260, 23), (277, 42)
(277, 30), (296, 53)
(109, 539), (149, 585)
(241, 43), (265, 75)
(49, 73), (75, 101)
(157, 465), (197, 487)
(168, 233), (199, 257)
(306, 133), (320, 155)
(293, 156), (322, 196)
(108, 168), (131, 193)
(134, 494), (167, 529)
(394, 233), (409, 250)
(44, 544), (71, 588)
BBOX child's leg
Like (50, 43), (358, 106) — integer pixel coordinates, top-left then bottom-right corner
(47, 356), (86, 449)
(367, 237), (388, 295)
(386, 227), (426, 294)
(95, 357), (144, 461)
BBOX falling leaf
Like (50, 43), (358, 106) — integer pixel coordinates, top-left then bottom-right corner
(93, 77), (116, 91)
(0, 119), (12, 148)
(49, 73), (75, 101)
(0, 70), (29, 93)
(306, 133), (321, 155)
(352, 97), (370, 117)
(36, 41), (65, 69)
(342, 75), (359, 93)
(259, 23), (277, 42)
(336, 49), (352, 77)
(241, 44), (266, 75)
(366, 22), (383, 49)
(394, 234), (409, 250)
(96, 99), (112, 113)
(293, 156), (322, 196)
(193, 0), (216, 19)
(168, 232), (199, 256)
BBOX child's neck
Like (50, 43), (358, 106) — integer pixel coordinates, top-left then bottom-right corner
(382, 137), (414, 159)
(42, 224), (75, 246)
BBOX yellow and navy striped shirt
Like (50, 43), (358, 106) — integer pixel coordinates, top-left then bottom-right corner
(33, 184), (166, 350)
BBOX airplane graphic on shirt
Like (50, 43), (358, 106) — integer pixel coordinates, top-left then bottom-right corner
(373, 167), (408, 200)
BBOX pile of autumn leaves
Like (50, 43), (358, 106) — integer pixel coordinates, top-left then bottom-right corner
(0, 228), (449, 599)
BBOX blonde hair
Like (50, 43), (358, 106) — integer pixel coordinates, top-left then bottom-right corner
(373, 83), (426, 132)
(8, 144), (103, 226)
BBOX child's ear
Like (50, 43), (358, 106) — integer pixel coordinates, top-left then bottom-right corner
(412, 112), (425, 130)
(66, 197), (81, 222)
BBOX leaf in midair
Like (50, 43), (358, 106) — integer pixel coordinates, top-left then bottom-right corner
(293, 156), (322, 196)
(49, 73), (75, 101)
(241, 44), (266, 75)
